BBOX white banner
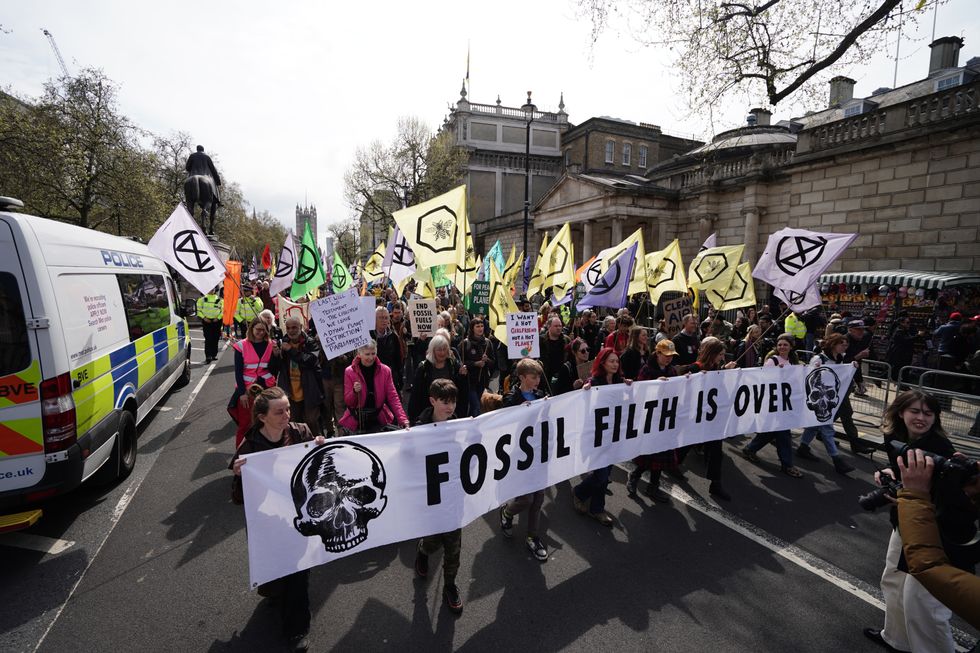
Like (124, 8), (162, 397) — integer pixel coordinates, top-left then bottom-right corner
(506, 312), (540, 359)
(277, 295), (310, 333)
(242, 363), (855, 587)
(309, 289), (372, 359)
(407, 298), (437, 339)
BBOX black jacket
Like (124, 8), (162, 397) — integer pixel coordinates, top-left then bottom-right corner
(408, 358), (469, 423)
(503, 386), (548, 407)
(672, 330), (700, 366)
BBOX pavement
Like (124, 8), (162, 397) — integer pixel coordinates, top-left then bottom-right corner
(1, 339), (978, 653)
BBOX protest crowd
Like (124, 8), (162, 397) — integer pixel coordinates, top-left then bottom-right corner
(214, 198), (979, 653)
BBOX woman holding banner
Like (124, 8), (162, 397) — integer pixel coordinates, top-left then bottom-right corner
(628, 339), (682, 502)
(339, 341), (409, 435)
(553, 337), (590, 395)
(677, 337), (737, 501)
(740, 334), (805, 478)
(461, 318), (495, 417)
(620, 325), (650, 380)
(572, 347), (632, 526)
(228, 318), (279, 447)
(230, 386), (326, 652)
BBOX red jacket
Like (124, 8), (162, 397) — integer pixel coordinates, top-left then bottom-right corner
(339, 358), (408, 431)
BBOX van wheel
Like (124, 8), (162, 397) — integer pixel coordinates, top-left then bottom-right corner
(93, 411), (137, 485)
(174, 353), (192, 389)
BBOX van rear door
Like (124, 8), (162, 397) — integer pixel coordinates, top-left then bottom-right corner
(0, 219), (45, 491)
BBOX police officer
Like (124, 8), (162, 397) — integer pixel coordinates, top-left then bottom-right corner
(234, 285), (263, 339)
(196, 287), (223, 362)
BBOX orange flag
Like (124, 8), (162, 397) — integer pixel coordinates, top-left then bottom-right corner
(223, 260), (241, 327)
(576, 256), (596, 283)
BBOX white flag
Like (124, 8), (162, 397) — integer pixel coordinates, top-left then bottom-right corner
(700, 233), (717, 252)
(383, 226), (416, 286)
(753, 228), (858, 295)
(147, 204), (225, 295)
(774, 284), (822, 313)
(578, 242), (637, 310)
(269, 231), (297, 297)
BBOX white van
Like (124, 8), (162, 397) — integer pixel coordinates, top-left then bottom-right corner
(0, 198), (192, 531)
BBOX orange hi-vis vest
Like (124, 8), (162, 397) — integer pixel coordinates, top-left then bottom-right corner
(234, 339), (276, 387)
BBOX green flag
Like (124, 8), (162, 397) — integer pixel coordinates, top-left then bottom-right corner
(331, 251), (352, 294)
(289, 222), (326, 299)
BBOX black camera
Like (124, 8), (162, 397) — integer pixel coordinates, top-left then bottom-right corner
(857, 441), (979, 512)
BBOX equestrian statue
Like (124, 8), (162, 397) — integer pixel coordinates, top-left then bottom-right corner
(184, 145), (221, 235)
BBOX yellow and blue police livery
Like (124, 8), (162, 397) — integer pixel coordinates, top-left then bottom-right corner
(0, 199), (192, 529)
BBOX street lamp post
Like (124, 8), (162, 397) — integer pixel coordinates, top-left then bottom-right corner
(520, 91), (536, 291)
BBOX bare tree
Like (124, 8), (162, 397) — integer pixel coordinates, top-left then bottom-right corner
(579, 0), (943, 111)
(327, 217), (360, 265)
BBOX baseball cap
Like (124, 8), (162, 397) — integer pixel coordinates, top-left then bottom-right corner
(847, 319), (865, 328)
(949, 312), (962, 321)
(656, 340), (679, 356)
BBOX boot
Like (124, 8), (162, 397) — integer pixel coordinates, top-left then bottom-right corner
(796, 443), (819, 461)
(832, 455), (854, 475)
(626, 468), (641, 496)
(850, 439), (875, 456)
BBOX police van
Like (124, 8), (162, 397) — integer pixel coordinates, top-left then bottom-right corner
(0, 198), (192, 531)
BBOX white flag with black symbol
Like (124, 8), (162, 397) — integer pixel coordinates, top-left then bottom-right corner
(753, 228), (857, 295)
(268, 230), (297, 297)
(774, 284), (822, 313)
(700, 232), (717, 252)
(577, 242), (637, 310)
(148, 204), (226, 295)
(383, 226), (416, 287)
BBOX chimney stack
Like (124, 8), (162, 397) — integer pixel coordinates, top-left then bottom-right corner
(928, 36), (964, 75)
(829, 76), (855, 107)
(749, 108), (772, 126)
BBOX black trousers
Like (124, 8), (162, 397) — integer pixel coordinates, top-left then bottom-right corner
(677, 440), (724, 481)
(201, 321), (222, 359)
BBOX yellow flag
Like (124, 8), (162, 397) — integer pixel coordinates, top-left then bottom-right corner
(504, 251), (524, 295)
(543, 224), (575, 301)
(707, 261), (756, 311)
(392, 185), (467, 270)
(488, 262), (518, 341)
(456, 200), (475, 269)
(688, 244), (744, 296)
(525, 233), (549, 298)
(596, 228), (647, 296)
(363, 242), (386, 283)
(449, 254), (480, 294)
(413, 266), (437, 299)
(501, 245), (516, 282)
(645, 239), (687, 303)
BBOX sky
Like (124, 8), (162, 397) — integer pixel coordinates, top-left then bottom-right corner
(3, 0), (978, 242)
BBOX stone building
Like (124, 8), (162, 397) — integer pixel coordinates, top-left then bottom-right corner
(295, 203), (317, 243)
(442, 86), (568, 252)
(533, 36), (980, 289)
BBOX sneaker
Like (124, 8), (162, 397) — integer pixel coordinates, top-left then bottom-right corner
(288, 634), (310, 652)
(443, 583), (464, 614)
(626, 469), (641, 496)
(795, 444), (819, 461)
(414, 543), (429, 578)
(499, 506), (514, 538)
(589, 510), (615, 527)
(526, 536), (548, 561)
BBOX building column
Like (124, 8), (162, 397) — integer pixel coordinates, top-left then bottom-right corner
(582, 221), (593, 260)
(494, 170), (503, 217)
(611, 217), (624, 245)
(742, 207), (760, 263)
(698, 214), (716, 246)
(648, 219), (661, 252)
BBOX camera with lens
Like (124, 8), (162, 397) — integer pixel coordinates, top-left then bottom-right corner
(857, 441), (979, 512)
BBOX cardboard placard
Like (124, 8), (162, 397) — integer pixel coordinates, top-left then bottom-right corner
(309, 289), (373, 359)
(663, 295), (693, 338)
(506, 312), (540, 359)
(408, 298), (437, 339)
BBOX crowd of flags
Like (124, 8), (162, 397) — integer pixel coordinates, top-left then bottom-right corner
(148, 186), (858, 335)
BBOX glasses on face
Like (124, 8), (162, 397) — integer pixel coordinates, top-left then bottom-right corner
(578, 347), (589, 354)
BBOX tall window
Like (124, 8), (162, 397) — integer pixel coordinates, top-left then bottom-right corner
(622, 143), (632, 166)
(639, 145), (648, 168)
(604, 140), (615, 164)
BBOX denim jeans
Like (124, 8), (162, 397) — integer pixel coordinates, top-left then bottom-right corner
(800, 424), (839, 457)
(745, 430), (793, 468)
(468, 388), (482, 417)
(573, 465), (612, 514)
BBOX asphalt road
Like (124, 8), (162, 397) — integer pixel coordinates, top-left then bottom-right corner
(1, 340), (977, 653)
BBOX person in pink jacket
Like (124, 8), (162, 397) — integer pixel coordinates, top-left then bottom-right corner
(339, 340), (410, 434)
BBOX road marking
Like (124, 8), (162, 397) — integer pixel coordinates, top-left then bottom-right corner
(0, 533), (74, 555)
(642, 470), (975, 651)
(33, 343), (227, 653)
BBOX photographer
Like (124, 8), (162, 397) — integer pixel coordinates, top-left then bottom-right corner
(863, 391), (966, 653)
(897, 449), (980, 630)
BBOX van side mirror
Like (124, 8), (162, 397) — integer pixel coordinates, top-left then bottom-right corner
(182, 298), (197, 317)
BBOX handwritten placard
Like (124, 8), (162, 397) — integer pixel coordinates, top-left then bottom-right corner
(506, 312), (540, 359)
(408, 298), (437, 339)
(310, 289), (372, 359)
(663, 295), (692, 338)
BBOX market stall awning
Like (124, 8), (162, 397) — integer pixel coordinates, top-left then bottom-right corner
(820, 269), (980, 290)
